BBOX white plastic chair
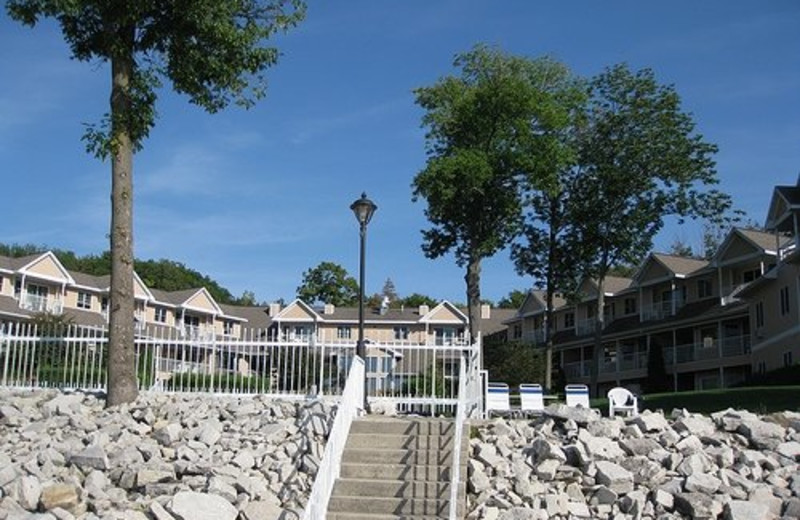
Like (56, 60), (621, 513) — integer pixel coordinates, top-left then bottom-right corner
(565, 384), (590, 408)
(607, 387), (639, 417)
(486, 382), (513, 418)
(519, 383), (545, 416)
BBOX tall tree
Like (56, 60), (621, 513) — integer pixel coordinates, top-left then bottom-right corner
(496, 289), (528, 309)
(381, 278), (398, 303)
(7, 0), (305, 406)
(568, 64), (731, 395)
(296, 262), (359, 307)
(412, 44), (576, 344)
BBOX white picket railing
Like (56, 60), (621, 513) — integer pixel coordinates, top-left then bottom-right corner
(302, 356), (365, 520)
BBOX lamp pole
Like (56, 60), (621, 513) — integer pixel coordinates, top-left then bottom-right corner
(350, 192), (377, 412)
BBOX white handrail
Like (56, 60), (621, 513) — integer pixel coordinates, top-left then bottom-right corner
(302, 356), (364, 520)
(448, 355), (467, 519)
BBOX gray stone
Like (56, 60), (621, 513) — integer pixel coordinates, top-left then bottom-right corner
(594, 460), (634, 494)
(39, 484), (80, 513)
(69, 444), (109, 471)
(631, 411), (669, 432)
(241, 500), (284, 520)
(674, 492), (723, 519)
(724, 499), (772, 520)
(685, 472), (722, 494)
(168, 491), (238, 520)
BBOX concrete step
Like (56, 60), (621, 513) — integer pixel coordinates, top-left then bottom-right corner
(347, 432), (455, 450)
(349, 417), (456, 436)
(339, 462), (452, 481)
(332, 478), (451, 499)
(341, 447), (455, 466)
(327, 495), (452, 516)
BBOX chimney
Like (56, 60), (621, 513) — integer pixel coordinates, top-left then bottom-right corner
(481, 304), (491, 320)
(419, 304), (429, 315)
(324, 303), (335, 315)
(268, 302), (281, 316)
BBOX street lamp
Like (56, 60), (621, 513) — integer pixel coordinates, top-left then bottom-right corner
(350, 192), (377, 411)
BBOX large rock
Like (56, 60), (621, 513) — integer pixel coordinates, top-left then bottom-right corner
(168, 491), (238, 520)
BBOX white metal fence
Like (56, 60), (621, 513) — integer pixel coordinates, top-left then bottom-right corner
(0, 322), (480, 408)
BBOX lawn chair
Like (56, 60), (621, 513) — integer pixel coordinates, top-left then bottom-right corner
(486, 382), (514, 418)
(565, 384), (590, 408)
(608, 387), (639, 417)
(519, 383), (545, 416)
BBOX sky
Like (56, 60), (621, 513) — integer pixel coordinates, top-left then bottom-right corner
(1, 1), (799, 306)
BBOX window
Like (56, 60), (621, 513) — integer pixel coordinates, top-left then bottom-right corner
(697, 279), (712, 299)
(624, 298), (636, 315)
(337, 326), (352, 339)
(154, 307), (167, 323)
(101, 297), (109, 313)
(780, 286), (790, 316)
(0, 276), (3, 293)
(784, 351), (793, 367)
(393, 326), (409, 340)
(604, 303), (616, 319)
(223, 320), (234, 336)
(564, 313), (575, 329)
(77, 292), (92, 310)
(512, 324), (522, 340)
(757, 361), (766, 374)
(434, 327), (456, 345)
(755, 301), (764, 328)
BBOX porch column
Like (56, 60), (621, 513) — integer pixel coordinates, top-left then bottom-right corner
(672, 328), (678, 391)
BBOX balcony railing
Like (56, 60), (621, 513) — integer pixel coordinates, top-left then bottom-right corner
(20, 294), (63, 314)
(664, 335), (750, 365)
(522, 328), (546, 344)
(562, 361), (590, 380)
(640, 297), (684, 322)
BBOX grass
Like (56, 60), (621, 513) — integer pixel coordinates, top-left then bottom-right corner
(592, 386), (800, 416)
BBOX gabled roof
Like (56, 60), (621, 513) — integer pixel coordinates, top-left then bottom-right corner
(220, 304), (273, 328)
(634, 253), (708, 285)
(271, 298), (323, 322)
(712, 227), (791, 266)
(4, 252), (75, 285)
(514, 290), (568, 319)
(150, 287), (223, 316)
(765, 182), (800, 232)
(419, 301), (468, 324)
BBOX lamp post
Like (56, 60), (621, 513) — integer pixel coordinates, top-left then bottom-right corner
(350, 192), (377, 412)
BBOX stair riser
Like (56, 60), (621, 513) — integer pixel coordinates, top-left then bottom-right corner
(349, 420), (455, 436)
(342, 449), (454, 466)
(327, 496), (451, 516)
(339, 464), (451, 481)
(346, 433), (455, 450)
(333, 480), (451, 499)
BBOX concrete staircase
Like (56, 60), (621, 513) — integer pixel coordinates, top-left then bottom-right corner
(326, 416), (467, 519)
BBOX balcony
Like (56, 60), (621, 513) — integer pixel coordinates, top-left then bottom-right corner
(664, 335), (750, 365)
(522, 328), (546, 344)
(182, 325), (217, 341)
(20, 294), (63, 314)
(563, 360), (590, 380)
(640, 297), (684, 322)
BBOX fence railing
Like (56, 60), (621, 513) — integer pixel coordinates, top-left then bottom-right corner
(0, 322), (479, 405)
(303, 357), (364, 520)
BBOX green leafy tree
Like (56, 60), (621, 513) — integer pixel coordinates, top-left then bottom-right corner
(567, 64), (732, 396)
(7, 0), (306, 406)
(296, 262), (359, 306)
(400, 293), (439, 308)
(496, 290), (527, 309)
(412, 45), (577, 344)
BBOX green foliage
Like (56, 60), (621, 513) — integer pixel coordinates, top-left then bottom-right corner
(399, 293), (439, 308)
(497, 290), (527, 309)
(381, 278), (398, 303)
(482, 341), (546, 389)
(296, 262), (359, 307)
(413, 44), (580, 341)
(6, 0), (306, 156)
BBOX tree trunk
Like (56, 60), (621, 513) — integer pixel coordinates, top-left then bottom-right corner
(544, 195), (559, 392)
(465, 256), (482, 346)
(106, 35), (138, 407)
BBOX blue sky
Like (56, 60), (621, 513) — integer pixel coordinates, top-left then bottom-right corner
(1, 1), (799, 305)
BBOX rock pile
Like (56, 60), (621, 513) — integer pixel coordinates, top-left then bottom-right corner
(467, 404), (800, 519)
(0, 389), (333, 520)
